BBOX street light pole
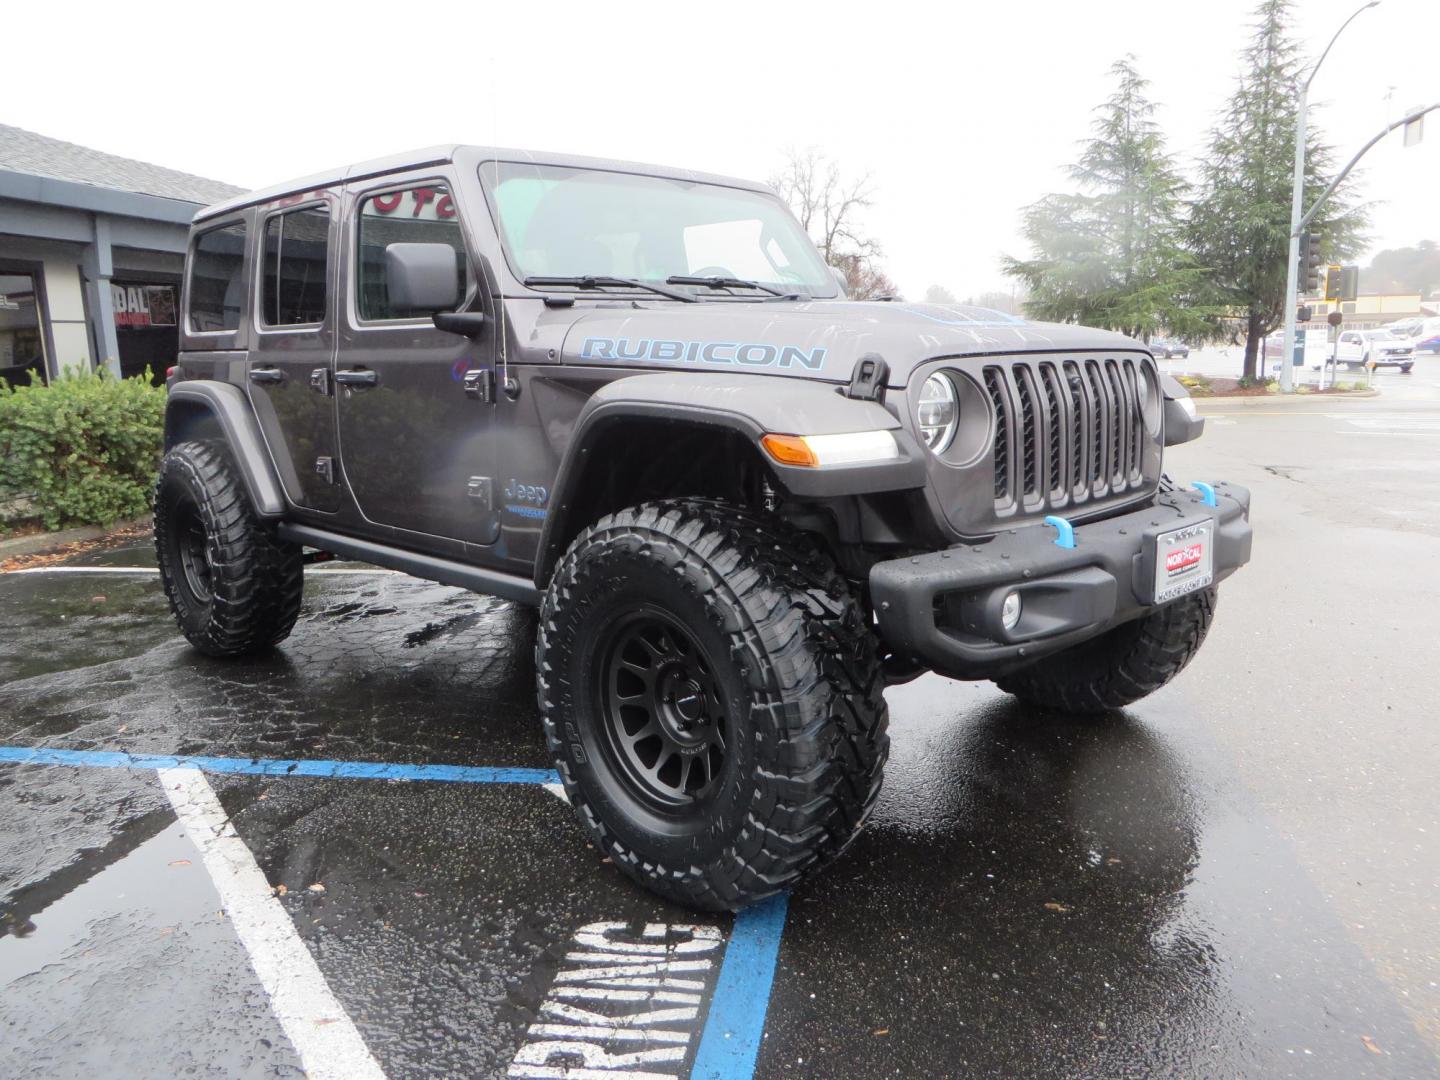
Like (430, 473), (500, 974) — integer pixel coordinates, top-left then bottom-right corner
(1279, 0), (1380, 394)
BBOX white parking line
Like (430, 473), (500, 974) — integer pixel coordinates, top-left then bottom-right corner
(1338, 431), (1440, 437)
(159, 766), (386, 1080)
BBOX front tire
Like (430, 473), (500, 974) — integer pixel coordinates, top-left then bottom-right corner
(537, 499), (888, 910)
(996, 588), (1218, 715)
(154, 440), (304, 657)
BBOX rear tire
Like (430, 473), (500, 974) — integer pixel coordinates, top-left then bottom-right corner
(537, 499), (888, 910)
(154, 440), (303, 657)
(996, 588), (1218, 715)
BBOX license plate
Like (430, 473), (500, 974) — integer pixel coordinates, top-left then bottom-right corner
(1153, 519), (1214, 603)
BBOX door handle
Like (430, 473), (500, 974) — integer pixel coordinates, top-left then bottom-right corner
(334, 368), (379, 388)
(248, 367), (285, 384)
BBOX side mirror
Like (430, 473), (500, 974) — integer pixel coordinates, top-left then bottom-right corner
(384, 243), (461, 313)
(1159, 374), (1205, 446)
(829, 265), (850, 298)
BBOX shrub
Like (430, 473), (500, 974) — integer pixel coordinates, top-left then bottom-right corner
(0, 369), (166, 533)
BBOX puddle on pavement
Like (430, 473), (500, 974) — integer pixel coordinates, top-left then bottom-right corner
(0, 813), (302, 1079)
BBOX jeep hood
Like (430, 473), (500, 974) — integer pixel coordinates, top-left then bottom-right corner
(555, 301), (1145, 387)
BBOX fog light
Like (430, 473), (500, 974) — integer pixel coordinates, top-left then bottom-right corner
(1001, 591), (1023, 631)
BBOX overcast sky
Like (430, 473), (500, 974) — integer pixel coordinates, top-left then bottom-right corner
(7, 0), (1437, 299)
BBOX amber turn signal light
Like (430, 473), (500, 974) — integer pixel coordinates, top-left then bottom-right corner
(760, 433), (819, 467)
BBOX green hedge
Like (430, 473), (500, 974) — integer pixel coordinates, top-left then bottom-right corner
(0, 369), (167, 534)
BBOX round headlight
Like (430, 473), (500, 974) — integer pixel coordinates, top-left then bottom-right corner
(917, 373), (958, 453)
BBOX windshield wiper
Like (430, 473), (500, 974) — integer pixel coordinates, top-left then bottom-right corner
(666, 275), (802, 300)
(524, 275), (697, 303)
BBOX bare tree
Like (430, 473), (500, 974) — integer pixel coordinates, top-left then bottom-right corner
(830, 253), (899, 302)
(924, 284), (959, 305)
(771, 148), (896, 299)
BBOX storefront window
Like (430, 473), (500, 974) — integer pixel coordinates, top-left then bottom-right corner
(0, 273), (48, 386)
(112, 279), (180, 383)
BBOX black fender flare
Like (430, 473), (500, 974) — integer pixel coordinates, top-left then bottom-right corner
(164, 381), (286, 518)
(532, 373), (927, 588)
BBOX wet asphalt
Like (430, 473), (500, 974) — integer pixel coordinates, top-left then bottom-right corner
(1, 364), (1438, 1078)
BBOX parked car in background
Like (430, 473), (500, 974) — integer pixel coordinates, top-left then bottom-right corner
(1394, 316), (1440, 355)
(1150, 338), (1190, 359)
(1334, 329), (1415, 372)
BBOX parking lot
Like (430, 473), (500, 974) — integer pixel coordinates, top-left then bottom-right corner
(3, 364), (1439, 1078)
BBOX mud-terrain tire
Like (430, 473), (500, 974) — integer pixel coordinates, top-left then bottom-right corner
(154, 440), (303, 657)
(537, 499), (888, 910)
(996, 588), (1218, 715)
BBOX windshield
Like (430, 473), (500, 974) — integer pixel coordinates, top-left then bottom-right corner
(482, 162), (836, 298)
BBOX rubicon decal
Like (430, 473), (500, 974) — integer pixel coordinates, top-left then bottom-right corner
(580, 337), (827, 370)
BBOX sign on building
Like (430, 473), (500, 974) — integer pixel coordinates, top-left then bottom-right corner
(111, 284), (177, 329)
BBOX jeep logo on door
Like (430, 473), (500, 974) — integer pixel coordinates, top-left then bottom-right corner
(579, 337), (827, 370)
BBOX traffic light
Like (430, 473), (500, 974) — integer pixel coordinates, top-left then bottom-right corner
(1324, 265), (1342, 301)
(1298, 232), (1323, 293)
(1337, 265), (1359, 303)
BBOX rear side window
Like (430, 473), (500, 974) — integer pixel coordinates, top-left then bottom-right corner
(188, 221), (247, 332)
(356, 184), (469, 321)
(261, 206), (330, 327)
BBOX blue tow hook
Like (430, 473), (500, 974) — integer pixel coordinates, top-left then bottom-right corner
(1191, 481), (1218, 508)
(1043, 515), (1076, 549)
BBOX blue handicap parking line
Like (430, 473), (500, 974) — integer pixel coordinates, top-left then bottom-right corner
(692, 892), (790, 1080)
(0, 745), (560, 785)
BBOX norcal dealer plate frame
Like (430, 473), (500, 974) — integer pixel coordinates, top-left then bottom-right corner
(1147, 518), (1214, 604)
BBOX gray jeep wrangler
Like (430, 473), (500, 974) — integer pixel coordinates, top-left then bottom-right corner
(156, 146), (1252, 910)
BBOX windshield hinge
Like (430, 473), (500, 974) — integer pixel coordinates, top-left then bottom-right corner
(845, 353), (889, 403)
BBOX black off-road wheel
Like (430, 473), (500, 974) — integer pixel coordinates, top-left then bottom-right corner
(537, 499), (888, 911)
(996, 588), (1218, 715)
(154, 440), (304, 657)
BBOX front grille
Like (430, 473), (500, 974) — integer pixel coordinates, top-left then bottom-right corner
(982, 355), (1153, 516)
(983, 368), (1009, 501)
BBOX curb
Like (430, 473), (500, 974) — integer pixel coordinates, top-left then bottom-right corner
(1194, 388), (1381, 410)
(0, 516), (151, 560)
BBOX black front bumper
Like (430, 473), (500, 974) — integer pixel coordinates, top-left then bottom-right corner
(870, 482), (1252, 679)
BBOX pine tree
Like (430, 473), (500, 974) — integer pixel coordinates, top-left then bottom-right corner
(1188, 0), (1367, 379)
(1003, 57), (1212, 340)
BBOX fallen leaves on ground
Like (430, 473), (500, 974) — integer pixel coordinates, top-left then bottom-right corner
(1044, 902), (1072, 913)
(0, 520), (151, 573)
(1361, 1035), (1383, 1055)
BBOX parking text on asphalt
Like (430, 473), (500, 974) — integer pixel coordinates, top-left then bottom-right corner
(508, 921), (723, 1079)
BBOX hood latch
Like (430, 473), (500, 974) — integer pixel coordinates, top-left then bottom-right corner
(845, 353), (889, 403)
